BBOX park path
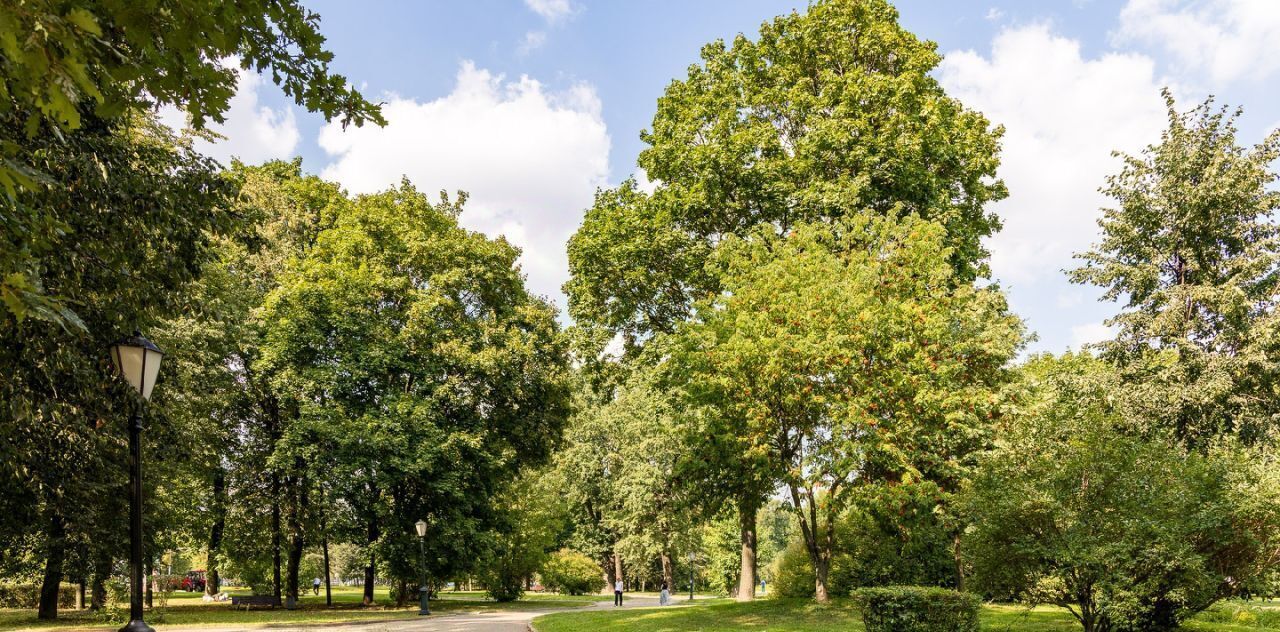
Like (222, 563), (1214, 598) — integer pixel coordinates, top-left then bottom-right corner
(158, 596), (670, 632)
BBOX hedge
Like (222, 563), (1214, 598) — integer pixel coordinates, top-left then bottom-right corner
(0, 583), (78, 609)
(852, 585), (980, 632)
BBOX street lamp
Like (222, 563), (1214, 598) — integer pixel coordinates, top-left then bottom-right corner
(109, 332), (164, 632)
(415, 519), (429, 616)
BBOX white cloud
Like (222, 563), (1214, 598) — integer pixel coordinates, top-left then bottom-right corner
(985, 7), (1004, 21)
(318, 61), (610, 309)
(518, 31), (548, 56)
(525, 0), (574, 22)
(938, 24), (1167, 285)
(1115, 0), (1280, 85)
(158, 68), (299, 165)
(1070, 321), (1114, 348)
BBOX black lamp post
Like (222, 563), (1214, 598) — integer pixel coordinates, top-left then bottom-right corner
(415, 519), (429, 616)
(109, 332), (164, 632)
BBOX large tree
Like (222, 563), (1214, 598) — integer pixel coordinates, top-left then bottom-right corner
(665, 214), (1021, 602)
(0, 109), (236, 619)
(1071, 91), (1280, 447)
(258, 182), (571, 604)
(564, 0), (1007, 597)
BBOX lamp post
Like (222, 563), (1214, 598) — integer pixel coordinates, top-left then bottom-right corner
(109, 332), (164, 632)
(688, 552), (695, 602)
(415, 519), (429, 616)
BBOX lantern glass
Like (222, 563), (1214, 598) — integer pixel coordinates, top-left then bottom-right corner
(110, 333), (164, 401)
(415, 519), (427, 538)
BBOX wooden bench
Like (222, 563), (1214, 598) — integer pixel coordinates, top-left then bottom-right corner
(230, 595), (280, 609)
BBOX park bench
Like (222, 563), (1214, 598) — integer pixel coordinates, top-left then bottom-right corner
(230, 595), (281, 609)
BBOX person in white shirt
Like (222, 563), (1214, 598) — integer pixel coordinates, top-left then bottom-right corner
(613, 579), (624, 606)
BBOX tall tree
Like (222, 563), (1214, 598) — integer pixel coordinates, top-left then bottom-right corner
(665, 214), (1021, 601)
(1071, 91), (1280, 447)
(564, 1), (1007, 597)
(258, 182), (571, 602)
(0, 109), (236, 619)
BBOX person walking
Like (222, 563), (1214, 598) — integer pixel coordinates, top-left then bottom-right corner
(613, 579), (624, 606)
(659, 581), (670, 606)
(312, 577), (321, 596)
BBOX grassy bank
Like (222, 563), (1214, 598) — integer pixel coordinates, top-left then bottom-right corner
(0, 586), (605, 630)
(531, 597), (1280, 632)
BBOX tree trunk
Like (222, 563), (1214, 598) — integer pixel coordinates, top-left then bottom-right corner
(76, 579), (85, 610)
(206, 468), (226, 596)
(600, 551), (616, 595)
(90, 551), (110, 611)
(814, 554), (831, 603)
(38, 513), (66, 619)
(322, 529), (332, 607)
(613, 551), (624, 591)
(736, 497), (758, 602)
(145, 558), (153, 608)
(271, 472), (282, 605)
(660, 551), (674, 593)
(363, 510), (379, 606)
(285, 471), (307, 610)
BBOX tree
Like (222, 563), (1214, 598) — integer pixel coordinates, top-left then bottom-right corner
(479, 472), (567, 602)
(565, 1), (1008, 598)
(0, 0), (384, 327)
(541, 550), (603, 596)
(1071, 91), (1280, 447)
(0, 109), (237, 619)
(966, 353), (1280, 632)
(665, 214), (1021, 602)
(602, 371), (696, 594)
(257, 182), (571, 604)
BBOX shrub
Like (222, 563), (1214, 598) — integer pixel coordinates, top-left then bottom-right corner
(540, 550), (601, 596)
(771, 541), (858, 599)
(965, 354), (1280, 632)
(0, 583), (78, 608)
(852, 586), (980, 632)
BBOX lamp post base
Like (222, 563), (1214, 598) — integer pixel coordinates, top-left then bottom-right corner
(119, 618), (155, 632)
(418, 586), (430, 615)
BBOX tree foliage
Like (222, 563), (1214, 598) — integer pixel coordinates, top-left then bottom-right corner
(566, 0), (1006, 344)
(0, 0), (383, 328)
(966, 353), (1280, 632)
(1071, 91), (1280, 447)
(665, 214), (1021, 601)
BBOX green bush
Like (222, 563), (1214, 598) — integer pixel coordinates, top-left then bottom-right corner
(540, 549), (601, 596)
(1198, 602), (1280, 628)
(771, 541), (858, 599)
(852, 585), (980, 632)
(0, 582), (78, 609)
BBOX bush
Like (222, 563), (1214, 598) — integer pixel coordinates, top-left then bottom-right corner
(540, 550), (601, 596)
(0, 583), (78, 609)
(852, 586), (979, 632)
(771, 541), (858, 599)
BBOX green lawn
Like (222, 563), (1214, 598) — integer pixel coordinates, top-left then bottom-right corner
(0, 586), (606, 631)
(531, 598), (1280, 632)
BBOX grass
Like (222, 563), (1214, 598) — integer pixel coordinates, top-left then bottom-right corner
(530, 597), (1280, 632)
(0, 586), (607, 631)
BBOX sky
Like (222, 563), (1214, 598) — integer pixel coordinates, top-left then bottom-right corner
(171, 0), (1280, 355)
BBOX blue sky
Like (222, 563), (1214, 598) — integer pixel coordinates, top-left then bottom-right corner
(176, 0), (1280, 354)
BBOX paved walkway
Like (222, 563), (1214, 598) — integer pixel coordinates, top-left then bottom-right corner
(161, 596), (674, 632)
